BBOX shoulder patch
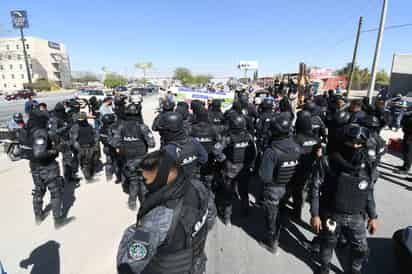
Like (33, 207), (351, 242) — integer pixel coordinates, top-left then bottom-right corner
(128, 241), (148, 261)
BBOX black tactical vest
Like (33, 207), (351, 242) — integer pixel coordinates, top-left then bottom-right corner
(334, 171), (370, 215)
(30, 128), (57, 164)
(78, 124), (95, 146)
(121, 121), (147, 159)
(271, 143), (300, 185)
(191, 123), (215, 154)
(225, 132), (250, 164)
(143, 180), (209, 274)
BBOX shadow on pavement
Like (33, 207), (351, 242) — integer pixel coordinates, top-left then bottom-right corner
(62, 181), (77, 217)
(379, 171), (412, 191)
(19, 240), (61, 274)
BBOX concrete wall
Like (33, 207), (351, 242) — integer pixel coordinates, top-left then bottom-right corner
(390, 54), (412, 95)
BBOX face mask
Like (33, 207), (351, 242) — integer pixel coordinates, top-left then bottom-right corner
(65, 107), (71, 113)
(144, 152), (176, 194)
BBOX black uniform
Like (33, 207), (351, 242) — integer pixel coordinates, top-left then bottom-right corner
(238, 94), (258, 135)
(255, 98), (276, 152)
(311, 124), (378, 274)
(48, 103), (76, 182)
(26, 110), (67, 227)
(291, 114), (320, 220)
(100, 113), (117, 180)
(400, 112), (412, 172)
(70, 116), (99, 181)
(214, 115), (255, 224)
(208, 99), (225, 136)
(259, 113), (301, 252)
(111, 103), (156, 209)
(159, 112), (208, 179)
(190, 110), (220, 189)
(117, 152), (216, 274)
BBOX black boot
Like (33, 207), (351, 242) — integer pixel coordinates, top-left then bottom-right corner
(128, 200), (137, 211)
(351, 269), (362, 274)
(54, 216), (75, 229)
(265, 233), (279, 254)
(223, 206), (232, 225)
(35, 211), (49, 225)
(316, 266), (330, 274)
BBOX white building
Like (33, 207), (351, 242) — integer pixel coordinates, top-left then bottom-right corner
(0, 36), (71, 92)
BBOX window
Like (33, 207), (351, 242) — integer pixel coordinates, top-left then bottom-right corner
(0, 55), (2, 61)
(17, 54), (21, 60)
(0, 65), (3, 70)
(8, 55), (11, 60)
(6, 45), (10, 50)
(26, 44), (29, 49)
(11, 74), (15, 79)
(20, 64), (23, 70)
(9, 64), (13, 70)
(2, 75), (5, 79)
(30, 64), (32, 69)
(3, 84), (6, 88)
(16, 44), (20, 50)
(21, 74), (25, 79)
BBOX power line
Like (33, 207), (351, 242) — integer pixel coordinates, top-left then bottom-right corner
(362, 23), (412, 33)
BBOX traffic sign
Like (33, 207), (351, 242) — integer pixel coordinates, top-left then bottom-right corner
(11, 10), (29, 29)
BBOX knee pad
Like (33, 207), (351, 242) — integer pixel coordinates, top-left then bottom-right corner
(352, 243), (369, 259)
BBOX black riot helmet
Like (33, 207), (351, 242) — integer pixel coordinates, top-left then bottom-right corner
(13, 113), (23, 123)
(303, 100), (317, 114)
(54, 102), (65, 113)
(229, 114), (246, 130)
(261, 97), (274, 110)
(343, 124), (370, 145)
(239, 93), (249, 106)
(27, 109), (49, 130)
(101, 113), (116, 125)
(124, 103), (142, 116)
(210, 99), (222, 111)
(270, 113), (292, 137)
(159, 112), (184, 132)
(333, 110), (351, 126)
(360, 115), (380, 130)
(162, 99), (176, 112)
(296, 111), (313, 134)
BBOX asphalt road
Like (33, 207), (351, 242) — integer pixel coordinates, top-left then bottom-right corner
(0, 94), (410, 274)
(0, 91), (75, 126)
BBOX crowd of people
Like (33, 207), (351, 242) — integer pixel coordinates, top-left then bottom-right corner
(4, 85), (412, 274)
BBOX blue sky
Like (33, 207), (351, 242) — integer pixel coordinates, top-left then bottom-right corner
(1, 0), (411, 78)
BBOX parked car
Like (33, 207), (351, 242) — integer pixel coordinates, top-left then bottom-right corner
(75, 89), (106, 107)
(130, 87), (153, 96)
(115, 86), (128, 95)
(5, 90), (37, 101)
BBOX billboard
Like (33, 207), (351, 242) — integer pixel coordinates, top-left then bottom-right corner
(11, 10), (29, 29)
(48, 41), (61, 50)
(309, 68), (333, 80)
(238, 61), (258, 70)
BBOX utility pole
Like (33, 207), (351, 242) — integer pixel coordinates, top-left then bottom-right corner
(20, 27), (32, 88)
(368, 0), (388, 103)
(347, 16), (363, 97)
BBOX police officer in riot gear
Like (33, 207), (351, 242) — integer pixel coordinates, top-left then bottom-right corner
(255, 97), (276, 152)
(26, 109), (72, 228)
(70, 112), (99, 181)
(259, 113), (301, 253)
(214, 114), (255, 224)
(311, 124), (378, 274)
(175, 101), (193, 136)
(159, 112), (208, 179)
(49, 102), (78, 183)
(326, 110), (351, 154)
(208, 99), (225, 136)
(111, 103), (155, 210)
(238, 93), (258, 135)
(100, 113), (117, 181)
(117, 150), (216, 274)
(303, 101), (327, 141)
(291, 112), (320, 220)
(361, 115), (386, 171)
(190, 109), (220, 189)
(399, 111), (412, 174)
(152, 100), (175, 134)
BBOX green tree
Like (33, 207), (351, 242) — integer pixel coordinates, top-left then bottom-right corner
(72, 73), (99, 83)
(104, 73), (127, 88)
(193, 74), (211, 85)
(173, 68), (193, 85)
(376, 69), (389, 86)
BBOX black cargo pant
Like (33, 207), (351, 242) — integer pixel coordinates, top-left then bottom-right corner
(219, 161), (244, 218)
(262, 184), (287, 241)
(103, 145), (116, 180)
(31, 161), (64, 220)
(402, 139), (412, 170)
(319, 213), (369, 272)
(122, 159), (146, 205)
(60, 142), (75, 181)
